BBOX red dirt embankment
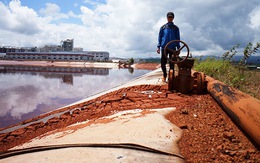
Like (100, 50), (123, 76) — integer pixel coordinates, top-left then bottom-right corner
(0, 83), (259, 162)
(133, 63), (160, 70)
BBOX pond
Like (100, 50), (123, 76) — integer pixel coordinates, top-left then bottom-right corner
(0, 65), (151, 129)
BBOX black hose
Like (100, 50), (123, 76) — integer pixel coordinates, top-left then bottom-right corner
(0, 143), (185, 160)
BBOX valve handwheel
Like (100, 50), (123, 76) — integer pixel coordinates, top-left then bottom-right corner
(163, 40), (190, 64)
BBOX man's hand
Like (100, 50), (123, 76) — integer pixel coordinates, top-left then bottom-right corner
(156, 48), (160, 54)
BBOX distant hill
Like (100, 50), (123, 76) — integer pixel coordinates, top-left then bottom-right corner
(136, 55), (260, 66)
(194, 55), (260, 66)
(233, 56), (260, 65)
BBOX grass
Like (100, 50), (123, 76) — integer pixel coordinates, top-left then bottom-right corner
(194, 57), (260, 99)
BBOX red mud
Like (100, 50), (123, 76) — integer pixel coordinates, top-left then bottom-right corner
(0, 83), (259, 162)
(134, 63), (160, 70)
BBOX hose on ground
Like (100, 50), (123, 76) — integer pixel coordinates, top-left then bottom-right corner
(0, 143), (185, 160)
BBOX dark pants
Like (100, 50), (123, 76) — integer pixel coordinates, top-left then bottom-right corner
(161, 49), (174, 78)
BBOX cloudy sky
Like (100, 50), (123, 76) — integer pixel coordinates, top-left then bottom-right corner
(0, 0), (259, 58)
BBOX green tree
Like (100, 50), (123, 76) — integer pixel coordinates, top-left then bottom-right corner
(129, 58), (134, 65)
(239, 42), (260, 66)
(222, 44), (239, 62)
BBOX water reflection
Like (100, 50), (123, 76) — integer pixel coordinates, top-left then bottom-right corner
(0, 65), (110, 85)
(0, 65), (150, 129)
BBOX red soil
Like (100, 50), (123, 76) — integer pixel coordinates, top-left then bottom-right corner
(0, 83), (259, 162)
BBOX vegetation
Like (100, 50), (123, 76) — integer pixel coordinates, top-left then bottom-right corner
(194, 42), (260, 99)
(129, 57), (134, 65)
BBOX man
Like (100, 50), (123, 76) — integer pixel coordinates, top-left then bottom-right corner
(157, 12), (180, 82)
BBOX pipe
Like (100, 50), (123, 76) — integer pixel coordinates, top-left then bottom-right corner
(0, 143), (185, 160)
(205, 76), (260, 146)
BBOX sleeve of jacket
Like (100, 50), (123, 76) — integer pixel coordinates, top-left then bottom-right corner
(176, 26), (180, 48)
(157, 27), (163, 48)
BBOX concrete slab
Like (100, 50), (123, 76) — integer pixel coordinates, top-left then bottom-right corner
(3, 108), (184, 162)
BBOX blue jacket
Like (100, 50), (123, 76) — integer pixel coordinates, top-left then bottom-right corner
(157, 22), (180, 50)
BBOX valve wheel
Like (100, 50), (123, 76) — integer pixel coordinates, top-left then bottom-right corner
(164, 40), (190, 64)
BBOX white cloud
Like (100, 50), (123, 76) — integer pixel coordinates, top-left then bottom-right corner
(249, 6), (260, 29)
(249, 5), (260, 44)
(83, 0), (105, 7)
(39, 3), (69, 21)
(0, 0), (259, 57)
(80, 6), (95, 26)
(39, 3), (60, 15)
(0, 0), (42, 35)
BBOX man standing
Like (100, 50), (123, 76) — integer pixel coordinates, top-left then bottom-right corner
(157, 12), (180, 82)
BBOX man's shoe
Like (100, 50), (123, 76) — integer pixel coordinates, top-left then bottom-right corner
(162, 77), (166, 82)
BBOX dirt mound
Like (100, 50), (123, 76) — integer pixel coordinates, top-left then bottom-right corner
(134, 63), (160, 70)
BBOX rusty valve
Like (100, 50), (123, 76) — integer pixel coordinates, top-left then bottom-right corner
(164, 40), (205, 94)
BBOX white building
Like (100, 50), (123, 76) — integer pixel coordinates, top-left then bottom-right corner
(4, 51), (109, 61)
(87, 51), (109, 61)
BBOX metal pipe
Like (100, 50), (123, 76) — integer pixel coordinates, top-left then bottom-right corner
(206, 76), (260, 146)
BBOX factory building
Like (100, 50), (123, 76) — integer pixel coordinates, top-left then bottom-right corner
(4, 51), (109, 61)
(4, 52), (92, 61)
(87, 51), (109, 61)
(1, 38), (110, 61)
(61, 39), (74, 51)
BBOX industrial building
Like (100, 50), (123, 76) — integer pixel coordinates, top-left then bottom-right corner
(4, 51), (109, 61)
(1, 38), (110, 61)
(61, 39), (74, 51)
(88, 51), (110, 61)
(4, 52), (93, 61)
